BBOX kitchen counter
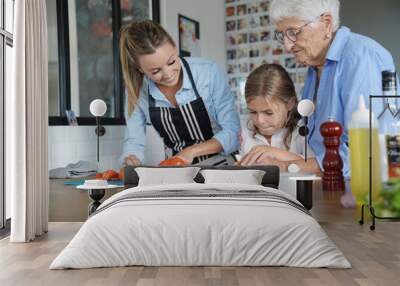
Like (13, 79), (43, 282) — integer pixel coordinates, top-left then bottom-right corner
(49, 178), (124, 222)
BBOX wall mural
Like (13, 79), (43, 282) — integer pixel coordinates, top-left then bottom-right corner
(225, 0), (308, 115)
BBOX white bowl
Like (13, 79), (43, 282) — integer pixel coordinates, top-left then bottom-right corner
(83, 179), (108, 187)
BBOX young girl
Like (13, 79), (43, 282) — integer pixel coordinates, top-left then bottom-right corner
(239, 64), (321, 174)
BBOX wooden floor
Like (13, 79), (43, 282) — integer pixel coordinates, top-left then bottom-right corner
(1, 184), (400, 286)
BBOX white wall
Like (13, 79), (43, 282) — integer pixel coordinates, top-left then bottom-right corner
(341, 0), (400, 72)
(48, 1), (227, 172)
(48, 125), (165, 172)
(48, 126), (124, 172)
(160, 0), (226, 68)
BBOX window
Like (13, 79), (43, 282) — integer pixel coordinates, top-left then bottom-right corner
(1, 0), (14, 232)
(48, 0), (160, 125)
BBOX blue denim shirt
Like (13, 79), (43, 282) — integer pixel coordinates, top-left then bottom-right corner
(303, 26), (398, 178)
(121, 57), (240, 163)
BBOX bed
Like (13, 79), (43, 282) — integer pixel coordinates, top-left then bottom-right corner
(50, 166), (350, 269)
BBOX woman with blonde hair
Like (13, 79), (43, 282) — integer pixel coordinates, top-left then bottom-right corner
(119, 20), (240, 166)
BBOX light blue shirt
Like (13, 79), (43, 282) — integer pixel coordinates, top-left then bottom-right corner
(303, 26), (397, 178)
(121, 57), (240, 163)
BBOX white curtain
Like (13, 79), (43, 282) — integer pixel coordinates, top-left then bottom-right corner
(7, 0), (49, 242)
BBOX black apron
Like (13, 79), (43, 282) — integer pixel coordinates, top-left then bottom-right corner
(148, 57), (230, 166)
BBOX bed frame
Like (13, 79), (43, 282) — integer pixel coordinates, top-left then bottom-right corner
(123, 165), (279, 188)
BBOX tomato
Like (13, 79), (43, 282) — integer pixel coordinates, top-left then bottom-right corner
(102, 170), (119, 180)
(95, 173), (103, 179)
(159, 157), (188, 166)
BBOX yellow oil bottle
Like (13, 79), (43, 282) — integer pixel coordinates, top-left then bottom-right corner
(349, 96), (381, 206)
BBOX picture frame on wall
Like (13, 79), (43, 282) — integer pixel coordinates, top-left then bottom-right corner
(178, 14), (201, 57)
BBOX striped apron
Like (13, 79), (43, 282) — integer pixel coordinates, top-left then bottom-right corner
(148, 57), (234, 166)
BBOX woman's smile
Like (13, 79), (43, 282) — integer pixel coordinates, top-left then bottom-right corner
(163, 73), (177, 83)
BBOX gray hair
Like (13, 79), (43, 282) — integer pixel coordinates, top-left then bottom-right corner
(270, 0), (341, 32)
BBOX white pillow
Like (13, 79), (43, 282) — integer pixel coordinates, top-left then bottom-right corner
(135, 167), (201, 186)
(200, 169), (266, 185)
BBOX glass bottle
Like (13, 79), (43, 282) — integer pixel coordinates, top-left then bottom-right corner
(379, 70), (400, 182)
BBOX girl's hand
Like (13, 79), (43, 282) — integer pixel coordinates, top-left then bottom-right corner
(240, 145), (275, 165)
(241, 145), (302, 165)
(241, 149), (288, 171)
(253, 155), (288, 172)
(253, 152), (279, 165)
(124, 155), (141, 166)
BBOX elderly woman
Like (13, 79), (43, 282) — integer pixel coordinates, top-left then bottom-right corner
(244, 0), (397, 177)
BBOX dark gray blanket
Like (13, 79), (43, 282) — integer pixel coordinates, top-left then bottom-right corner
(92, 189), (310, 217)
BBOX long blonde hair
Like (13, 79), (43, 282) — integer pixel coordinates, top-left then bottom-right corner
(245, 63), (301, 150)
(119, 20), (175, 116)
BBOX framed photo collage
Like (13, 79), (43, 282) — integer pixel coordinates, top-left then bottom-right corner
(225, 0), (308, 115)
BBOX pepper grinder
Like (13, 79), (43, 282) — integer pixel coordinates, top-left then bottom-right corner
(320, 118), (345, 191)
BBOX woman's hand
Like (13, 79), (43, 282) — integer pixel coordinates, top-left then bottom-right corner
(123, 155), (141, 166)
(171, 139), (223, 165)
(175, 147), (196, 164)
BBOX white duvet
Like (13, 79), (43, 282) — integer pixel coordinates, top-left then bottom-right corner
(50, 183), (350, 269)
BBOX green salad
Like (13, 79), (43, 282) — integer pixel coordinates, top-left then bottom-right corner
(374, 179), (400, 217)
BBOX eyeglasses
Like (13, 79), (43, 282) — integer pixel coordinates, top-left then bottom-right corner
(274, 14), (324, 44)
